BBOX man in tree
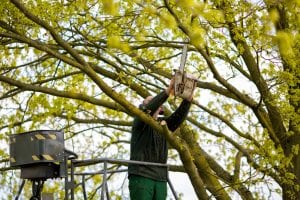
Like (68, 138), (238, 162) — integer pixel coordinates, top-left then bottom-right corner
(128, 78), (194, 200)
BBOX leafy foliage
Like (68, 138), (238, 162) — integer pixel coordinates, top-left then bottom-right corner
(0, 0), (299, 199)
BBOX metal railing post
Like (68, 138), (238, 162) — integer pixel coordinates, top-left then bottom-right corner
(101, 161), (107, 200)
(64, 154), (69, 200)
(167, 173), (179, 200)
(70, 161), (75, 200)
(15, 179), (25, 200)
(82, 175), (87, 200)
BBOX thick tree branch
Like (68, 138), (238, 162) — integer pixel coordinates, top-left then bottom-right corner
(160, 121), (210, 199)
(59, 114), (133, 127)
(10, 0), (88, 67)
(0, 75), (126, 113)
(226, 20), (285, 147)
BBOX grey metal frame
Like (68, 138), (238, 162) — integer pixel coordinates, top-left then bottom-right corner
(1, 158), (180, 200)
(65, 158), (179, 200)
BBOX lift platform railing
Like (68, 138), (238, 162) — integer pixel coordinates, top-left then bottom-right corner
(1, 157), (181, 200)
(1, 130), (181, 199)
(66, 158), (180, 200)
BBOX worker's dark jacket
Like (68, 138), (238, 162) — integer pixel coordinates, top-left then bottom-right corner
(128, 90), (191, 181)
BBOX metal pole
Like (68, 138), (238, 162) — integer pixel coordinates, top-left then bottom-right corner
(105, 180), (110, 200)
(64, 154), (69, 200)
(82, 175), (87, 200)
(70, 161), (75, 200)
(167, 171), (179, 200)
(101, 161), (108, 200)
(15, 179), (25, 200)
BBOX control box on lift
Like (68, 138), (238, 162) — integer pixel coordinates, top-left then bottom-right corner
(9, 130), (66, 179)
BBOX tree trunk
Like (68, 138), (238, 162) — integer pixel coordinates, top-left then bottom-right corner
(282, 132), (300, 200)
(179, 125), (232, 200)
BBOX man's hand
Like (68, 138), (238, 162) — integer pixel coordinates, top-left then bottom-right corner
(166, 77), (175, 95)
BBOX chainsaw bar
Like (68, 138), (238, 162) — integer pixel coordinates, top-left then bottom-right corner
(174, 39), (198, 99)
(179, 41), (188, 73)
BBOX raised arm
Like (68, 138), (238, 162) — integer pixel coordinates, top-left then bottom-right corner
(140, 90), (169, 115)
(165, 99), (192, 132)
(140, 78), (175, 116)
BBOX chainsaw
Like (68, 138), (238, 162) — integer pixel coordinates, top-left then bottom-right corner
(174, 40), (197, 100)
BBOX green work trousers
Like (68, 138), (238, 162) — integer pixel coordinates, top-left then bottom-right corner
(129, 175), (167, 200)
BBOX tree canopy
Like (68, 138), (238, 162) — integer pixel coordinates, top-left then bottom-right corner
(0, 0), (299, 199)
